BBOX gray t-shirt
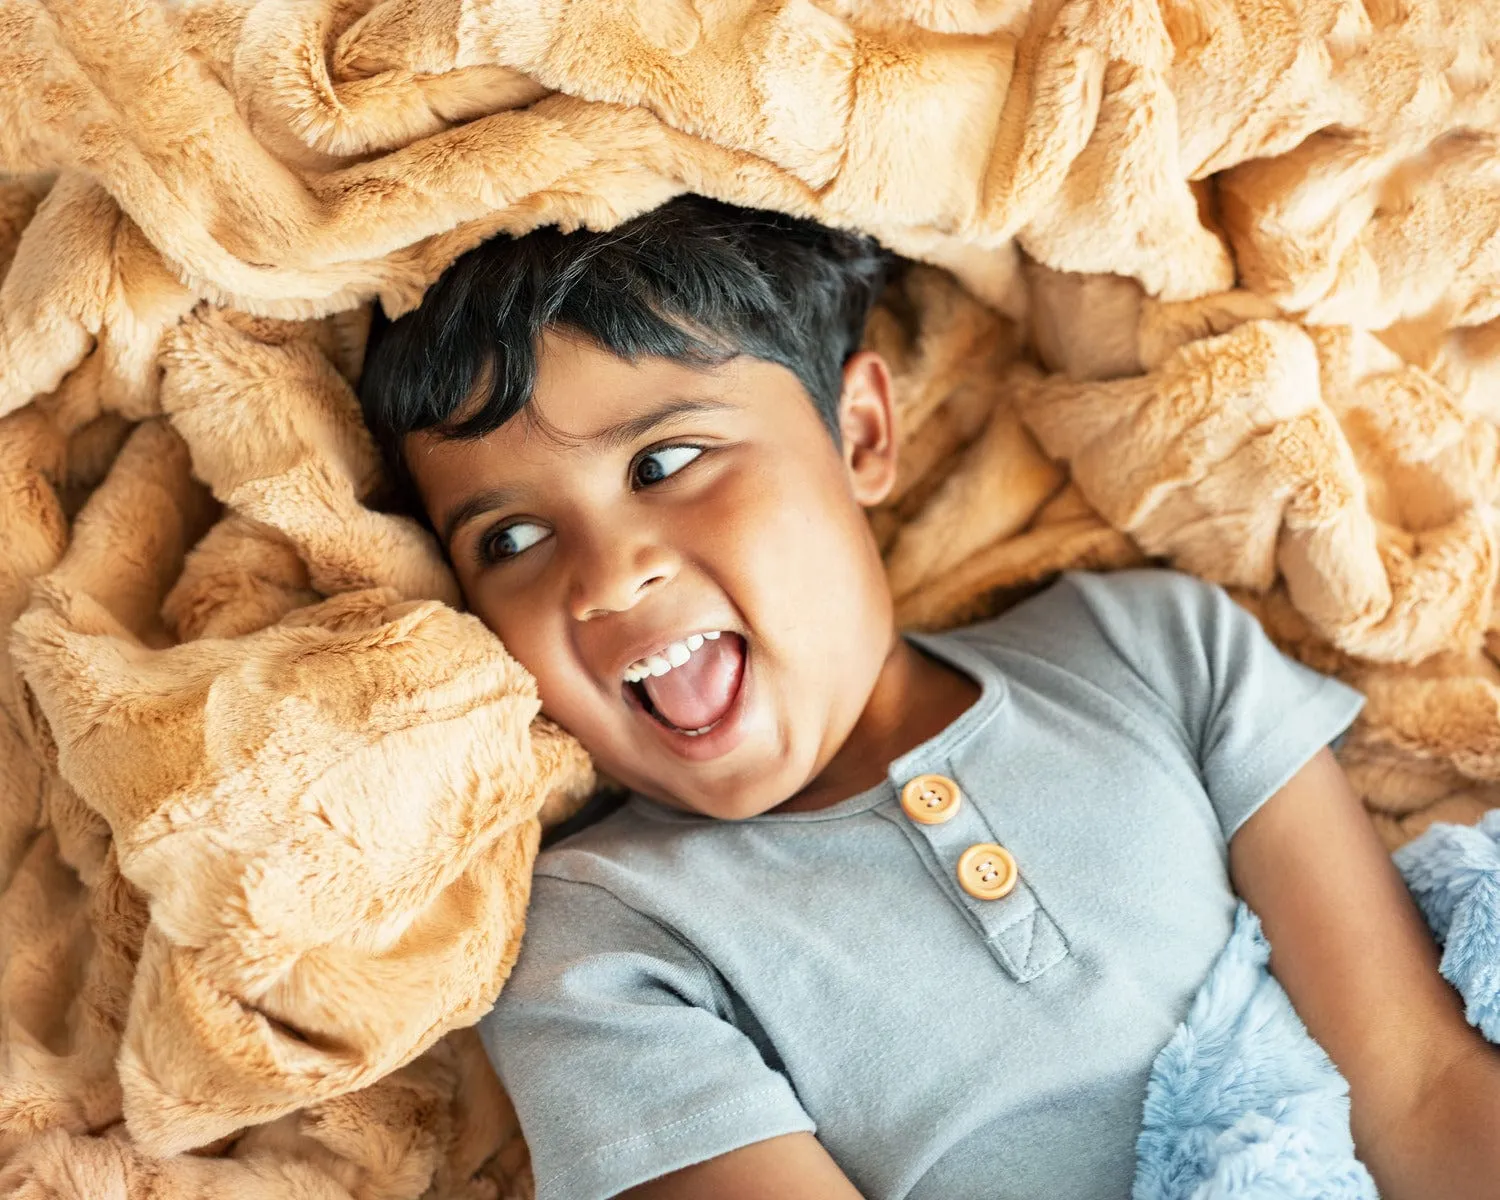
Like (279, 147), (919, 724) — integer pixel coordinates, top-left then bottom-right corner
(480, 569), (1366, 1200)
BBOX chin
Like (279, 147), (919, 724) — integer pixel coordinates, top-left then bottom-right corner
(714, 796), (784, 821)
(715, 778), (802, 820)
(616, 732), (807, 818)
(647, 773), (793, 821)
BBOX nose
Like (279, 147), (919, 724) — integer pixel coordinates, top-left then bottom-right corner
(567, 526), (677, 622)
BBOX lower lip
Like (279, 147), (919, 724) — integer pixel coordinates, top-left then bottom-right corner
(625, 641), (752, 762)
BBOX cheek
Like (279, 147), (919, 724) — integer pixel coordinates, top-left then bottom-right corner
(464, 585), (577, 709)
(714, 452), (887, 646)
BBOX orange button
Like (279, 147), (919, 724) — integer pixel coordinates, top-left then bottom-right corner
(900, 773), (963, 825)
(957, 842), (1018, 900)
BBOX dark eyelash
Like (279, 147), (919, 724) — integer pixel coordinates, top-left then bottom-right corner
(632, 443), (704, 489)
(470, 446), (705, 569)
(474, 524), (513, 568)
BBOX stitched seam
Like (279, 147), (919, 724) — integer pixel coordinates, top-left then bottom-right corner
(1215, 680), (1362, 791)
(1212, 682), (1364, 837)
(983, 909), (1033, 973)
(1020, 928), (1069, 978)
(900, 631), (1008, 760)
(983, 898), (1037, 938)
(998, 910), (1036, 964)
(875, 806), (1057, 981)
(527, 875), (738, 1016)
(536, 1086), (799, 1191)
(628, 629), (1009, 825)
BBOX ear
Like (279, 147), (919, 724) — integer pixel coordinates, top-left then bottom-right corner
(837, 350), (899, 507)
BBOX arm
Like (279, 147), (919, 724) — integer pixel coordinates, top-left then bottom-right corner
(1230, 747), (1500, 1198)
(619, 1133), (863, 1200)
(483, 876), (826, 1200)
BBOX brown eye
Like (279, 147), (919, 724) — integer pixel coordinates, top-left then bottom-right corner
(477, 520), (548, 566)
(631, 445), (702, 489)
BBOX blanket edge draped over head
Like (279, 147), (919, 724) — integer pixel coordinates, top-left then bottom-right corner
(1, 1), (1499, 1197)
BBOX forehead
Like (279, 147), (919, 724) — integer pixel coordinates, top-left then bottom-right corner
(523, 332), (744, 439)
(401, 332), (815, 528)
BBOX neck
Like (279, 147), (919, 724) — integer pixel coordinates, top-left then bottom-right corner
(775, 633), (980, 813)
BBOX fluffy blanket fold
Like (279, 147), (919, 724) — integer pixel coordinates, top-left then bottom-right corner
(1139, 812), (1500, 1199)
(1136, 906), (1378, 1200)
(2, 1), (1499, 1196)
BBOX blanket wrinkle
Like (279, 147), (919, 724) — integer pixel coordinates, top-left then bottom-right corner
(1132, 907), (1378, 1199)
(1135, 816), (1500, 1197)
(2, 0), (1500, 1196)
(1395, 809), (1500, 1040)
(158, 306), (461, 608)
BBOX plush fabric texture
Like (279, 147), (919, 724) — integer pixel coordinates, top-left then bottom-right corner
(1394, 807), (1500, 1042)
(0, 1), (1498, 1197)
(1136, 815), (1500, 1200)
(1134, 906), (1378, 1200)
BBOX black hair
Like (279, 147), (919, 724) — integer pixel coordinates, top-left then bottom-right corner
(357, 195), (890, 504)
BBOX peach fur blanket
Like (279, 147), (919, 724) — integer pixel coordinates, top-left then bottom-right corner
(1, 0), (1499, 1196)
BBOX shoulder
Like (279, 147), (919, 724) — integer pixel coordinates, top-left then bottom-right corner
(537, 795), (720, 885)
(980, 568), (1230, 644)
(937, 568), (1273, 754)
(523, 800), (734, 952)
(494, 815), (729, 1017)
(950, 567), (1232, 682)
(489, 809), (738, 1052)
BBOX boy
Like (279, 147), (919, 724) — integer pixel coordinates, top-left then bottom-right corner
(358, 197), (1500, 1199)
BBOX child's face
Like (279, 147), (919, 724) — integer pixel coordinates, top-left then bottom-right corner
(405, 331), (900, 818)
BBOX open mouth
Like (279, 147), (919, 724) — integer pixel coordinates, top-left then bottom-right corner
(623, 631), (747, 738)
(628, 679), (722, 736)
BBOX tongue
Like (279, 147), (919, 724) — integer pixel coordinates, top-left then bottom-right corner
(643, 636), (744, 731)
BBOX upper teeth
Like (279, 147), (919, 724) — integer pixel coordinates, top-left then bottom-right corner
(623, 630), (722, 683)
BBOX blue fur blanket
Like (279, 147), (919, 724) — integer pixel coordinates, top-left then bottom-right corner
(1133, 811), (1500, 1198)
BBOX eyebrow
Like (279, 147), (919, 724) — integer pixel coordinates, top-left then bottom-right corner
(437, 397), (734, 547)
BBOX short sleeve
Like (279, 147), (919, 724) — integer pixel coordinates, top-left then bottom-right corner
(1061, 569), (1366, 839)
(478, 875), (814, 1200)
